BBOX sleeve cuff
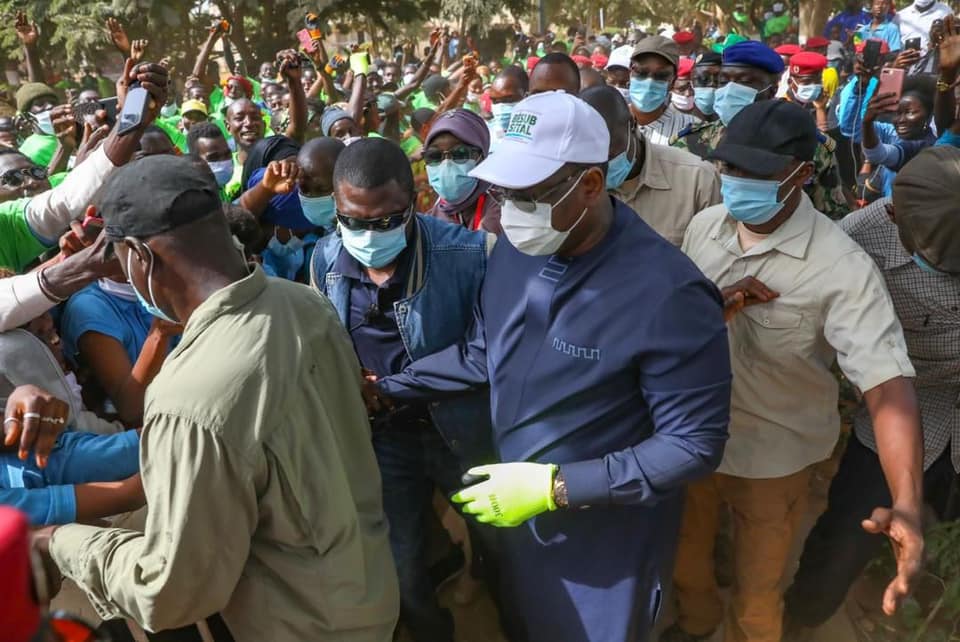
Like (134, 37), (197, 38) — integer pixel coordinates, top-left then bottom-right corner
(50, 523), (125, 621)
(46, 484), (77, 525)
(560, 459), (610, 509)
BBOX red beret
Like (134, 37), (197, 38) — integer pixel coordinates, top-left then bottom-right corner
(0, 508), (39, 642)
(805, 36), (830, 49)
(678, 57), (695, 78)
(790, 51), (828, 76)
(774, 44), (803, 57)
(224, 75), (253, 97)
(571, 54), (592, 67)
(526, 56), (541, 72)
(673, 31), (695, 44)
(855, 38), (891, 54)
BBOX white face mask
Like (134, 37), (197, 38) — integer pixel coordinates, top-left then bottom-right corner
(34, 110), (55, 136)
(500, 172), (589, 256)
(793, 83), (823, 103)
(671, 91), (695, 111)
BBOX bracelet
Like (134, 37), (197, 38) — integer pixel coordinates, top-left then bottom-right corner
(552, 470), (569, 509)
(937, 78), (951, 92)
(37, 269), (67, 303)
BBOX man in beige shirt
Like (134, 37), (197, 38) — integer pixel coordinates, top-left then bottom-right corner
(580, 84), (719, 247)
(665, 101), (924, 642)
(34, 156), (399, 641)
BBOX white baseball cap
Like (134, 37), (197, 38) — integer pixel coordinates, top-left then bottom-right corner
(606, 44), (634, 70)
(468, 91), (610, 190)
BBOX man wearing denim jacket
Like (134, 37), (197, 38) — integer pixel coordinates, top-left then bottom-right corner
(310, 137), (497, 642)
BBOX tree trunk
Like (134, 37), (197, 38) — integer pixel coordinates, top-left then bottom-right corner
(799, 0), (832, 40)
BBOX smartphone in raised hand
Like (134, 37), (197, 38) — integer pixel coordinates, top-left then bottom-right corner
(877, 67), (905, 110)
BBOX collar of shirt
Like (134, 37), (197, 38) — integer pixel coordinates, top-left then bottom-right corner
(618, 136), (672, 199)
(170, 264), (263, 358)
(713, 193), (817, 260)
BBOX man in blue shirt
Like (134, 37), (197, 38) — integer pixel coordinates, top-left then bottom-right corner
(824, 0), (871, 42)
(373, 91), (732, 642)
(858, 0), (903, 50)
(310, 137), (499, 642)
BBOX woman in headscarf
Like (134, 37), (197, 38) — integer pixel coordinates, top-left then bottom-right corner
(423, 109), (502, 234)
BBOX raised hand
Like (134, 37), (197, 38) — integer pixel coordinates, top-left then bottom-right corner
(50, 104), (77, 149)
(939, 15), (960, 75)
(106, 17), (131, 54)
(261, 158), (302, 195)
(277, 49), (302, 82)
(130, 39), (149, 64)
(15, 11), (39, 48)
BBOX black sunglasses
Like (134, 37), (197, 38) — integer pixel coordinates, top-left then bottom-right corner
(422, 145), (482, 167)
(337, 204), (413, 232)
(0, 166), (48, 188)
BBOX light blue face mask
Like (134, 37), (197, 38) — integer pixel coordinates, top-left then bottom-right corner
(340, 222), (408, 268)
(720, 163), (803, 225)
(126, 243), (178, 323)
(629, 77), (670, 113)
(426, 158), (479, 203)
(912, 253), (944, 275)
(694, 87), (716, 115)
(262, 232), (305, 281)
(491, 102), (516, 131)
(206, 159), (234, 187)
(298, 192), (336, 228)
(714, 82), (764, 126)
(606, 125), (636, 191)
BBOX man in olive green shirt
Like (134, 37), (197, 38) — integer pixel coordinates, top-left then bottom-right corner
(40, 156), (399, 640)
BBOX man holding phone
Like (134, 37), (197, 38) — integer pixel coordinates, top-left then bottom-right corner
(897, 0), (953, 50)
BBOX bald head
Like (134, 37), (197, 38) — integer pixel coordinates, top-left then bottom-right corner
(298, 137), (346, 196)
(530, 53), (581, 95)
(579, 67), (604, 92)
(580, 84), (634, 158)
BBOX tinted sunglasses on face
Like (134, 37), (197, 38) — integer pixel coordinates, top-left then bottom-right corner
(1, 166), (48, 188)
(336, 204), (414, 232)
(422, 145), (482, 166)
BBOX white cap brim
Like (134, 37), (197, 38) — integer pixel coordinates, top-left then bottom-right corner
(469, 143), (565, 190)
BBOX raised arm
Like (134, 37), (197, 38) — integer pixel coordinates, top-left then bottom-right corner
(191, 22), (226, 87)
(934, 17), (960, 133)
(307, 37), (341, 102)
(15, 13), (43, 83)
(394, 38), (441, 101)
(278, 50), (307, 143)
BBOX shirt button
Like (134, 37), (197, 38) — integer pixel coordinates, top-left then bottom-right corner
(763, 317), (770, 326)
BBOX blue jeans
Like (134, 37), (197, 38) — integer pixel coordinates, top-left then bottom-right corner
(373, 424), (464, 642)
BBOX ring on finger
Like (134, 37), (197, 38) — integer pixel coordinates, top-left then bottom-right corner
(41, 416), (65, 425)
(4, 417), (20, 425)
(22, 412), (41, 420)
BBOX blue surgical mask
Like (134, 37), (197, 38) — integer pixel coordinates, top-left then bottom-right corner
(491, 102), (516, 130)
(629, 78), (670, 113)
(720, 163), (803, 225)
(793, 83), (823, 103)
(298, 193), (336, 228)
(340, 224), (408, 268)
(34, 110), (55, 136)
(912, 253), (944, 275)
(126, 244), (178, 323)
(207, 159), (234, 187)
(606, 126), (636, 191)
(262, 232), (305, 281)
(427, 159), (479, 203)
(694, 86), (716, 115)
(714, 82), (763, 126)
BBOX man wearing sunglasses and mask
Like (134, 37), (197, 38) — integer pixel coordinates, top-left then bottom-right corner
(309, 137), (498, 642)
(670, 100), (923, 642)
(673, 41), (850, 220)
(373, 90), (732, 642)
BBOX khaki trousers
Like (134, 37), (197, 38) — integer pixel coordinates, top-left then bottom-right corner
(672, 469), (812, 642)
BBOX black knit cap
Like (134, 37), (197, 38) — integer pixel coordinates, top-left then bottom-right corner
(97, 155), (221, 241)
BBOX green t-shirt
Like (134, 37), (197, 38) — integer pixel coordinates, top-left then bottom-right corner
(400, 135), (422, 156)
(764, 14), (792, 37)
(49, 172), (67, 188)
(224, 151), (244, 202)
(155, 117), (189, 153)
(0, 198), (49, 271)
(19, 134), (58, 168)
(410, 91), (437, 111)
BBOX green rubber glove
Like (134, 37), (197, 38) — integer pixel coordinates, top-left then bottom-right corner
(451, 463), (558, 527)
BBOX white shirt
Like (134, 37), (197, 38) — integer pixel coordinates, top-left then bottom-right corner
(896, 1), (953, 49)
(639, 104), (700, 146)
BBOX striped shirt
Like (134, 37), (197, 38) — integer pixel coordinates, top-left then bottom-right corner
(841, 199), (960, 472)
(640, 105), (701, 146)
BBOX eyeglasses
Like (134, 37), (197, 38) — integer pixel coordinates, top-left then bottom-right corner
(0, 166), (48, 188)
(629, 68), (675, 83)
(337, 204), (413, 231)
(422, 146), (482, 166)
(488, 170), (585, 213)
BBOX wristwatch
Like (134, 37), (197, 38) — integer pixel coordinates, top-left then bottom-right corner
(552, 470), (569, 509)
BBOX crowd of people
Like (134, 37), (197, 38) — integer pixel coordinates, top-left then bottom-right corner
(0, 2), (958, 642)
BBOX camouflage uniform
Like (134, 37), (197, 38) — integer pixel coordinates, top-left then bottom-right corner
(672, 119), (851, 219)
